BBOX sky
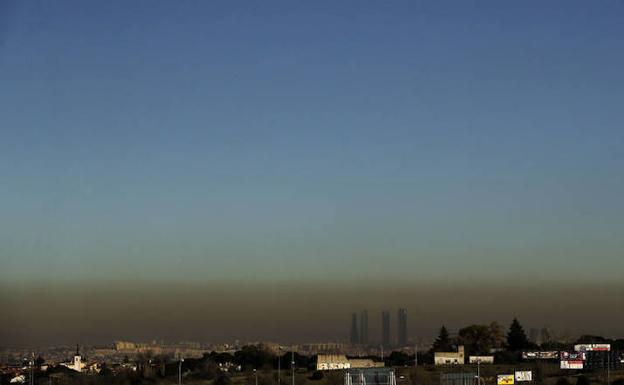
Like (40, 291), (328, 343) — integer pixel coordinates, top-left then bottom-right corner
(1, 1), (624, 346)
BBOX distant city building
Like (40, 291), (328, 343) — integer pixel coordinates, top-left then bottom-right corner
(316, 354), (384, 371)
(529, 328), (540, 345)
(540, 328), (553, 345)
(434, 345), (465, 365)
(397, 308), (407, 346)
(381, 310), (391, 348)
(360, 310), (369, 345)
(350, 313), (360, 345)
(297, 342), (346, 355)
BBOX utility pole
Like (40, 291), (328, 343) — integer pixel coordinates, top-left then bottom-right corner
(278, 346), (281, 385)
(30, 353), (34, 385)
(381, 345), (384, 361)
(254, 369), (258, 385)
(178, 358), (184, 385)
(414, 345), (418, 368)
(607, 350), (610, 385)
(291, 350), (295, 385)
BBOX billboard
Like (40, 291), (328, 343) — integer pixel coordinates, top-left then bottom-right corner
(469, 356), (494, 364)
(560, 352), (586, 360)
(591, 344), (611, 351)
(560, 360), (584, 369)
(515, 371), (532, 382)
(574, 344), (611, 352)
(497, 375), (515, 385)
(522, 351), (559, 360)
(560, 352), (585, 370)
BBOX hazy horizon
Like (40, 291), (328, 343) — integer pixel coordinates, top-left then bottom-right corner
(2, 280), (623, 347)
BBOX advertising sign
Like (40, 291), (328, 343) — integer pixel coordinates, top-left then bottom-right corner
(522, 351), (559, 360)
(498, 375), (515, 385)
(515, 371), (533, 382)
(469, 356), (494, 364)
(592, 344), (611, 351)
(560, 360), (584, 369)
(574, 344), (611, 352)
(560, 351), (585, 370)
(561, 352), (586, 360)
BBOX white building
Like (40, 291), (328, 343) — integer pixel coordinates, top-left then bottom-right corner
(316, 354), (350, 370)
(60, 346), (85, 373)
(434, 346), (465, 365)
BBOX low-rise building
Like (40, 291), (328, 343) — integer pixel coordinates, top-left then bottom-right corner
(434, 346), (465, 365)
(316, 355), (384, 371)
(348, 359), (384, 369)
(317, 354), (350, 370)
(60, 348), (85, 373)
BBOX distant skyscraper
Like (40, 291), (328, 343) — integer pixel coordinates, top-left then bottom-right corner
(398, 308), (408, 346)
(350, 313), (360, 345)
(360, 310), (368, 345)
(381, 310), (390, 348)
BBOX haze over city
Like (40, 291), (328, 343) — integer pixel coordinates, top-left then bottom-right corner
(1, 0), (624, 348)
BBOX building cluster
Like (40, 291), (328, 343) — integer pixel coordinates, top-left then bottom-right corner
(315, 354), (384, 371)
(113, 340), (206, 358)
(433, 345), (495, 366)
(349, 309), (408, 348)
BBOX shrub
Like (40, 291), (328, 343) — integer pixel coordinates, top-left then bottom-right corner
(556, 378), (571, 385)
(309, 371), (324, 381)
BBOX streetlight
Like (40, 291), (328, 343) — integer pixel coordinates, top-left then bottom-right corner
(254, 368), (258, 385)
(178, 358), (184, 385)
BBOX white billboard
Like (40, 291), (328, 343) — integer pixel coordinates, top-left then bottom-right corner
(469, 356), (494, 364)
(574, 344), (611, 352)
(522, 351), (559, 360)
(515, 371), (533, 382)
(560, 360), (584, 370)
(592, 344), (611, 351)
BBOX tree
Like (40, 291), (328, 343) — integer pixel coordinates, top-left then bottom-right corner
(556, 378), (571, 385)
(507, 319), (530, 351)
(431, 326), (453, 352)
(576, 376), (590, 385)
(215, 372), (232, 385)
(386, 351), (410, 367)
(34, 356), (45, 367)
(309, 371), (324, 381)
(612, 379), (624, 385)
(458, 325), (493, 356)
(489, 322), (506, 349)
(234, 345), (273, 370)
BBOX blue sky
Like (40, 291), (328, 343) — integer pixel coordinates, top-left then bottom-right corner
(1, 0), (623, 283)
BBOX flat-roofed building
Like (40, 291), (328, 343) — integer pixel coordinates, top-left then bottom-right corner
(316, 354), (351, 370)
(434, 346), (465, 365)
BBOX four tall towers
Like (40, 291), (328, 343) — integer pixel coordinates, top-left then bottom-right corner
(349, 308), (408, 347)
